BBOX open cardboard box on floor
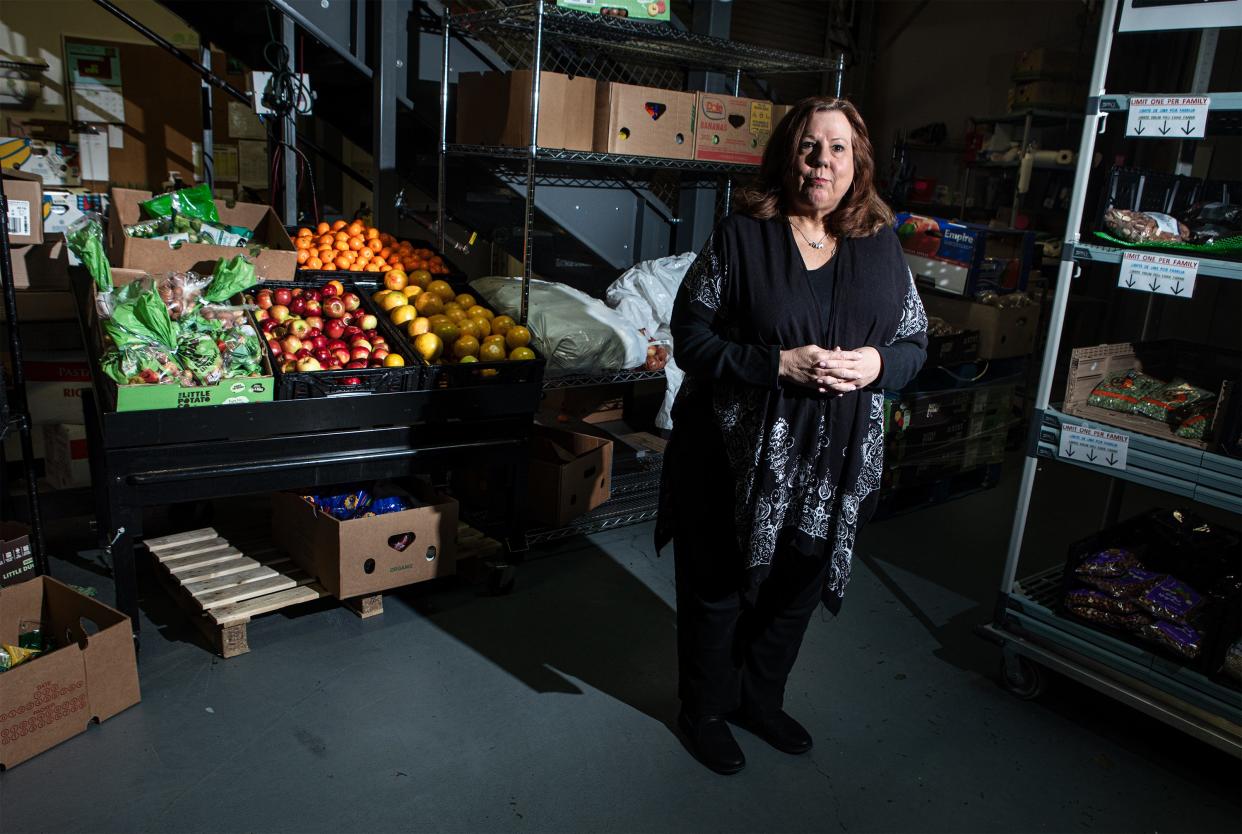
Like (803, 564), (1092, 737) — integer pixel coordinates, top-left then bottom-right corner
(107, 188), (297, 280)
(0, 576), (141, 770)
(271, 480), (458, 599)
(528, 424), (613, 527)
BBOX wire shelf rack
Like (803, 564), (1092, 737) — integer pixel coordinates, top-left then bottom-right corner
(453, 3), (840, 75)
(542, 368), (667, 389)
(526, 466), (661, 544)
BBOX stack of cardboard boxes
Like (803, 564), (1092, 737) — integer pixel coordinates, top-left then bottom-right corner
(456, 70), (791, 166)
(1008, 48), (1088, 113)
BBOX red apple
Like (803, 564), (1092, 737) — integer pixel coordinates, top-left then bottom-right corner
(350, 338), (373, 353)
(341, 292), (361, 312)
(328, 339), (348, 352)
(267, 338), (281, 353)
(351, 346), (371, 362)
(306, 289), (322, 302)
(254, 308), (269, 322)
(304, 315), (324, 332)
(256, 290), (273, 310)
(281, 359), (297, 372)
(325, 320), (346, 340)
(274, 287), (293, 306)
(280, 335), (303, 355)
(372, 348), (389, 362)
(311, 335), (329, 350)
(345, 360), (367, 370)
(304, 299), (322, 316)
(359, 314), (379, 332)
(320, 280), (341, 298)
(289, 296), (307, 316)
(295, 348), (311, 360)
(332, 348), (351, 366)
(363, 329), (380, 342)
(323, 297), (346, 319)
(342, 376), (362, 385)
(343, 326), (362, 339)
(288, 319), (311, 339)
(270, 304), (291, 323)
(261, 319), (281, 335)
(313, 347), (333, 364)
(296, 356), (322, 373)
(292, 287), (304, 297)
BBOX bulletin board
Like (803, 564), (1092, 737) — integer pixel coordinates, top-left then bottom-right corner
(62, 35), (202, 190)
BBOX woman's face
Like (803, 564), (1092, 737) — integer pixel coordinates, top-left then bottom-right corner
(787, 109), (856, 215)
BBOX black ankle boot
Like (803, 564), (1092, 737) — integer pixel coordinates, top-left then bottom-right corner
(678, 709), (746, 775)
(729, 707), (813, 755)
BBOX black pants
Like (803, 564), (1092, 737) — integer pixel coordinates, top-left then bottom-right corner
(674, 519), (831, 717)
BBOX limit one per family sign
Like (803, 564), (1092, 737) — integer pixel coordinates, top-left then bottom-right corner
(1118, 251), (1198, 299)
(1125, 96), (1209, 139)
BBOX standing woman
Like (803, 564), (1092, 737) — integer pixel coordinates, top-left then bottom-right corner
(657, 97), (928, 775)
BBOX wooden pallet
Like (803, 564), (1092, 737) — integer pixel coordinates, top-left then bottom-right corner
(143, 528), (382, 658)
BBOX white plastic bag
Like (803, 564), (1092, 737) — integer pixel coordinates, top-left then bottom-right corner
(470, 276), (648, 373)
(605, 252), (695, 335)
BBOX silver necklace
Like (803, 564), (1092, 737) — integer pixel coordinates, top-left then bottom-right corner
(790, 220), (834, 253)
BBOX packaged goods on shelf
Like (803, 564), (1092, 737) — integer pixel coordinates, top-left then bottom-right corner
(1063, 340), (1240, 452)
(693, 93), (775, 165)
(0, 576), (141, 769)
(471, 276), (648, 373)
(894, 212), (1034, 297)
(0, 524), (35, 589)
(1094, 166), (1242, 254)
(923, 315), (981, 365)
(0, 137), (80, 186)
(108, 187), (297, 279)
(594, 82), (695, 159)
(1061, 509), (1242, 681)
(556, 0), (670, 20)
(271, 480), (457, 598)
(41, 189), (108, 237)
(456, 70), (595, 151)
(2, 168), (43, 244)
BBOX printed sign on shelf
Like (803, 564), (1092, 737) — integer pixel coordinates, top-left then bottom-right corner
(1125, 96), (1209, 139)
(1058, 424), (1129, 471)
(1117, 251), (1198, 298)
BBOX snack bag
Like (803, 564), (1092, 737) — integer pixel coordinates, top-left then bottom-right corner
(1088, 371), (1166, 415)
(139, 183), (220, 223)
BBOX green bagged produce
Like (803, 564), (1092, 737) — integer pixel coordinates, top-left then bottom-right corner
(1136, 380), (1216, 423)
(107, 291), (178, 350)
(204, 255), (259, 302)
(218, 327), (264, 378)
(1176, 401), (1215, 440)
(1088, 370), (1166, 415)
(101, 344), (185, 385)
(65, 213), (112, 292)
(140, 184), (220, 224)
(126, 215), (253, 247)
(177, 330), (224, 385)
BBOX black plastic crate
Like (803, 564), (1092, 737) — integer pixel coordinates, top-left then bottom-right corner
(1094, 166), (1242, 237)
(248, 278), (420, 399)
(1060, 509), (1241, 681)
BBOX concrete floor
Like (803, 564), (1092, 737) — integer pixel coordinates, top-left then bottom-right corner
(3, 459), (1240, 833)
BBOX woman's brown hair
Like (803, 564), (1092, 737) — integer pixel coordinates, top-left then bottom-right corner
(735, 96), (893, 238)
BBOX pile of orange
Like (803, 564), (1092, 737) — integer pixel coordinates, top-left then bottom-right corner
(293, 220), (452, 275)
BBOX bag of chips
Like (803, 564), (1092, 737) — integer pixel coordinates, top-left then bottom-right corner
(1074, 548), (1140, 578)
(1084, 567), (1163, 599)
(1087, 371), (1165, 415)
(1135, 380), (1216, 424)
(1135, 576), (1203, 624)
(1136, 620), (1203, 660)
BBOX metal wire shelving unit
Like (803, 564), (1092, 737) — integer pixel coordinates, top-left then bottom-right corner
(982, 0), (1242, 757)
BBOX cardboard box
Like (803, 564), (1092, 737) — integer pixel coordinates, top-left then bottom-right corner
(456, 71), (595, 151)
(772, 103), (793, 128)
(1013, 48), (1086, 79)
(693, 94), (774, 165)
(23, 352), (91, 425)
(925, 327), (981, 366)
(894, 212), (1034, 297)
(556, 0), (670, 20)
(1008, 79), (1086, 112)
(107, 188), (297, 279)
(0, 137), (80, 186)
(0, 523), (35, 589)
(528, 425), (613, 527)
(920, 292), (1041, 359)
(272, 481), (457, 599)
(7, 235), (70, 290)
(42, 189), (108, 237)
(2, 169), (43, 244)
(594, 82), (694, 159)
(43, 423), (90, 490)
(0, 576), (142, 769)
(0, 290), (76, 323)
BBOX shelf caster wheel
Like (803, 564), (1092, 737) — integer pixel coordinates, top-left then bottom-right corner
(485, 560), (517, 596)
(1000, 652), (1047, 700)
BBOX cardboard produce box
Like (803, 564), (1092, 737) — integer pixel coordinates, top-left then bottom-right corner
(107, 188), (297, 280)
(0, 137), (80, 186)
(272, 481), (458, 599)
(0, 576), (142, 770)
(42, 189), (108, 236)
(920, 291), (1041, 359)
(23, 351), (91, 425)
(594, 82), (694, 159)
(0, 523), (35, 589)
(456, 70), (595, 151)
(556, 0), (670, 20)
(528, 425), (613, 527)
(7, 234), (69, 290)
(43, 423), (90, 490)
(693, 93), (774, 165)
(2, 169), (43, 244)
